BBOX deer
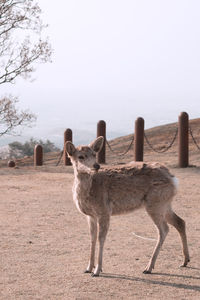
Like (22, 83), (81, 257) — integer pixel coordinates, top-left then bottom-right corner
(66, 136), (190, 277)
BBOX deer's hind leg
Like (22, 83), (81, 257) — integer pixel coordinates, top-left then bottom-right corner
(166, 209), (190, 267)
(143, 207), (169, 274)
(85, 216), (97, 273)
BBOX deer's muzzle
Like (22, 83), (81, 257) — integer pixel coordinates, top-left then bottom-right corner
(93, 163), (100, 171)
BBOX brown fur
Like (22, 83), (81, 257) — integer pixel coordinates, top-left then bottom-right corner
(66, 137), (190, 276)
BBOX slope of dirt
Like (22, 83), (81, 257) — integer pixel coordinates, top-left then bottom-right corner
(1, 119), (200, 299)
(1, 118), (200, 168)
(105, 118), (200, 166)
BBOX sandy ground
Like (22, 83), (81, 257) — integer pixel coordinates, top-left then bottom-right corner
(0, 163), (200, 300)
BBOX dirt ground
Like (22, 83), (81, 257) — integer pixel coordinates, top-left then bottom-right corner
(0, 162), (200, 300)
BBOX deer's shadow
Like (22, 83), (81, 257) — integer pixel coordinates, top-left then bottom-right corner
(100, 270), (200, 292)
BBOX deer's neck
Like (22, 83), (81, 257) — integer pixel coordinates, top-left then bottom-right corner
(74, 169), (93, 193)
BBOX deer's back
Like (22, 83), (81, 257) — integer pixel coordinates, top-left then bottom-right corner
(90, 162), (176, 215)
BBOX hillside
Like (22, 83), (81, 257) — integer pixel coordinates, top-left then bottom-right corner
(1, 118), (200, 168)
(106, 118), (200, 166)
(1, 119), (200, 299)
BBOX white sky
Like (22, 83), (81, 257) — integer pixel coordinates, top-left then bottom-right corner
(1, 0), (200, 145)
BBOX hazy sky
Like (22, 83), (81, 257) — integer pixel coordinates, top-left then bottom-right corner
(1, 0), (200, 145)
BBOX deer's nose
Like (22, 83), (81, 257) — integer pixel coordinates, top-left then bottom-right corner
(93, 163), (100, 171)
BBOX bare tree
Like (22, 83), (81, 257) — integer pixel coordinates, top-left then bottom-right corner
(0, 0), (52, 83)
(0, 96), (36, 136)
(0, 0), (52, 136)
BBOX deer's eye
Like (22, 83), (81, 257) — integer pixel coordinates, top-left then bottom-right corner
(78, 155), (84, 160)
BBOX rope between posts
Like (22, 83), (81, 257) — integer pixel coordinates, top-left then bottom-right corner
(189, 126), (200, 151)
(56, 150), (64, 166)
(144, 128), (178, 153)
(106, 135), (134, 157)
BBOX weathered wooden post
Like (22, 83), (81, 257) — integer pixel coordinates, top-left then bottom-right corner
(178, 112), (189, 168)
(34, 144), (43, 166)
(64, 128), (72, 166)
(97, 120), (106, 164)
(134, 117), (144, 161)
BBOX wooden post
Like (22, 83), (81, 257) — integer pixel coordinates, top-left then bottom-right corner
(134, 117), (144, 161)
(178, 112), (189, 168)
(97, 120), (106, 164)
(64, 128), (72, 166)
(34, 144), (43, 166)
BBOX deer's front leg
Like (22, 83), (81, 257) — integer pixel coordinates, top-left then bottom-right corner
(92, 215), (110, 277)
(84, 216), (97, 273)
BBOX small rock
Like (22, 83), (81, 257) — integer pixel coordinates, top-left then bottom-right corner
(8, 160), (15, 168)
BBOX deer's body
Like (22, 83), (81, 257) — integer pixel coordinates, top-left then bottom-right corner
(73, 162), (175, 217)
(66, 137), (190, 276)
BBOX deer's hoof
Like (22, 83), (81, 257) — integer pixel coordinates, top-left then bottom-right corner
(180, 257), (190, 268)
(91, 272), (99, 277)
(84, 270), (92, 274)
(143, 270), (152, 274)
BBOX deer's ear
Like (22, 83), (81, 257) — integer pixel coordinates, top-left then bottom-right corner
(66, 141), (76, 156)
(89, 136), (104, 153)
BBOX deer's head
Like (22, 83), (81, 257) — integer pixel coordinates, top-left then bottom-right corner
(66, 136), (104, 173)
